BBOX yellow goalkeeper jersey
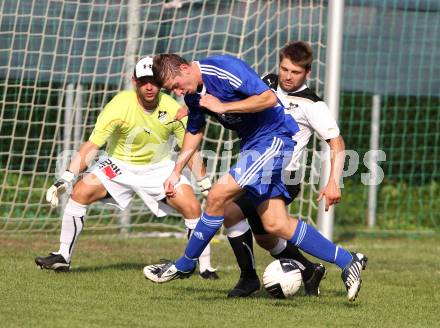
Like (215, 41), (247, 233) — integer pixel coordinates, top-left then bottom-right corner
(89, 90), (187, 165)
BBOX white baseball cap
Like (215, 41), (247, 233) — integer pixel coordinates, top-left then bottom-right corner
(134, 56), (154, 80)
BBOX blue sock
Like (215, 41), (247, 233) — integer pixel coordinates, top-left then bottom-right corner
(175, 213), (223, 272)
(290, 220), (353, 269)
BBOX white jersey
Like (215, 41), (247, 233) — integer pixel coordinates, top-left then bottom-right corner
(262, 74), (340, 172)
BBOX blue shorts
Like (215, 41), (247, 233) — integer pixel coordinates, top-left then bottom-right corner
(229, 136), (295, 206)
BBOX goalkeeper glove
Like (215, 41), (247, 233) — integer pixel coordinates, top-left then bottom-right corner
(197, 176), (212, 198)
(46, 170), (75, 208)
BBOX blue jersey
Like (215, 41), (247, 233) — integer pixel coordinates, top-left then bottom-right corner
(184, 55), (299, 147)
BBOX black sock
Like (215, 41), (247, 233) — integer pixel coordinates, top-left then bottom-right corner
(272, 243), (315, 280)
(227, 228), (258, 280)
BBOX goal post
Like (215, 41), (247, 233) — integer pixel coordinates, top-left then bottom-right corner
(317, 0), (344, 241)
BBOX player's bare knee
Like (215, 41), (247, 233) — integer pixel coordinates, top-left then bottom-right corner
(185, 200), (201, 219)
(206, 191), (227, 213)
(261, 220), (285, 238)
(191, 202), (202, 218)
(255, 234), (279, 250)
(223, 203), (244, 228)
(71, 184), (88, 204)
(71, 182), (96, 205)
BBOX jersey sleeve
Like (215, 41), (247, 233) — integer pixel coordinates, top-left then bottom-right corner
(88, 94), (126, 147)
(305, 102), (340, 141)
(184, 94), (206, 134)
(229, 58), (270, 96)
(261, 73), (278, 90)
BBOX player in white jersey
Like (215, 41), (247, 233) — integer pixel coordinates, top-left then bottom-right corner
(224, 41), (366, 298)
(35, 57), (218, 279)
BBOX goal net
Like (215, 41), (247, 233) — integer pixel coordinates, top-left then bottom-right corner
(0, 0), (327, 233)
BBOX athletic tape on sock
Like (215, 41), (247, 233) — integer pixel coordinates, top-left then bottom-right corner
(225, 220), (250, 238)
(269, 238), (287, 256)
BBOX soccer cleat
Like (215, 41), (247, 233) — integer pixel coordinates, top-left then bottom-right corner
(227, 277), (261, 298)
(341, 252), (368, 301)
(199, 269), (220, 280)
(303, 263), (327, 296)
(35, 252), (70, 272)
(143, 260), (195, 283)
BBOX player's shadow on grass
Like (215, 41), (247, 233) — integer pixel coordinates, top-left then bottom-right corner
(321, 289), (347, 298)
(173, 286), (357, 304)
(176, 286), (306, 301)
(72, 262), (144, 273)
(175, 286), (316, 303)
(177, 285), (229, 298)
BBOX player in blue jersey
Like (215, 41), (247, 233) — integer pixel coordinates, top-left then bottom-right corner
(143, 54), (367, 301)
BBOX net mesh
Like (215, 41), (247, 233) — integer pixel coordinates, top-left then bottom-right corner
(1, 0), (439, 233)
(338, 0), (440, 230)
(0, 0), (326, 233)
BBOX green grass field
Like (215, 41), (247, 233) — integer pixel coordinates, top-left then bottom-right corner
(1, 234), (439, 328)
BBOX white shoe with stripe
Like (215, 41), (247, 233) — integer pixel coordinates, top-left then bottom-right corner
(341, 252), (368, 301)
(143, 260), (194, 283)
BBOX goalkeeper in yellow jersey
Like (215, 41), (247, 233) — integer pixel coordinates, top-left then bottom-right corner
(35, 57), (218, 279)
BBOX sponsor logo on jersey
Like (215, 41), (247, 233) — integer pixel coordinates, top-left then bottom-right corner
(158, 110), (168, 123)
(287, 102), (299, 111)
(143, 127), (152, 135)
(98, 159), (122, 180)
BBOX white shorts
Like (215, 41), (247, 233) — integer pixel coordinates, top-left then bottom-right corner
(89, 157), (191, 217)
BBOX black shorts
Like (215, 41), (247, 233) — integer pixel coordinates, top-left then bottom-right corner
(234, 173), (301, 235)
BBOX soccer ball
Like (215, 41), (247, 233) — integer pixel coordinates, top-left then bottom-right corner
(262, 258), (302, 298)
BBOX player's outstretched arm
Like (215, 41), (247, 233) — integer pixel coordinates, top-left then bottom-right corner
(199, 90), (277, 114)
(164, 130), (204, 197)
(68, 141), (100, 176)
(187, 151), (212, 197)
(175, 131), (204, 175)
(317, 135), (345, 211)
(46, 141), (99, 208)
(174, 105), (189, 120)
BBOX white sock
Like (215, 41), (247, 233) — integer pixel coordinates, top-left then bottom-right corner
(269, 238), (287, 257)
(269, 238), (305, 270)
(225, 220), (251, 238)
(184, 218), (215, 273)
(58, 198), (87, 262)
